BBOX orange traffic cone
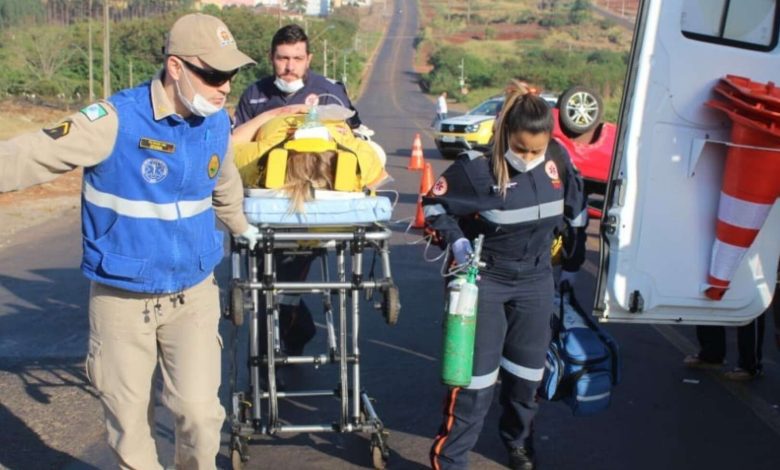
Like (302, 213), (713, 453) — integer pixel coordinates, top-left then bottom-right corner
(704, 83), (780, 300)
(419, 163), (435, 195)
(412, 196), (426, 229)
(407, 133), (425, 170)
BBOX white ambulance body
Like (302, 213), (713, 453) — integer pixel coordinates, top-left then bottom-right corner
(596, 0), (780, 325)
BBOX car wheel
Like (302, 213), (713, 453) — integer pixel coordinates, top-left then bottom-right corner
(557, 86), (604, 135)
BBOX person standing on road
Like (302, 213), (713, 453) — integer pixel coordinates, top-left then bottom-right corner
(437, 91), (449, 121)
(423, 81), (587, 470)
(232, 23), (365, 358)
(0, 13), (258, 469)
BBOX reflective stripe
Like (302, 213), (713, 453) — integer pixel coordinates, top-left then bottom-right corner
(569, 208), (588, 228)
(500, 357), (544, 381)
(718, 192), (772, 230)
(480, 199), (563, 225)
(84, 183), (212, 221)
(709, 239), (748, 282)
(465, 367), (499, 390)
(577, 391), (610, 402)
(423, 203), (447, 218)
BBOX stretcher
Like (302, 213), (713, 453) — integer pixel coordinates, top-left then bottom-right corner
(226, 188), (399, 470)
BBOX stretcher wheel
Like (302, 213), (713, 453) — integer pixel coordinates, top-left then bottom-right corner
(371, 445), (387, 469)
(230, 286), (245, 326)
(230, 435), (249, 469)
(381, 284), (400, 326)
(231, 449), (243, 470)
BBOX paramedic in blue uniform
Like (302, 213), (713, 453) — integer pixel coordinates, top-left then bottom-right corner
(0, 13), (259, 469)
(423, 82), (587, 470)
(233, 23), (363, 356)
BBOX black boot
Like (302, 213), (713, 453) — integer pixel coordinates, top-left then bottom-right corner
(508, 446), (535, 470)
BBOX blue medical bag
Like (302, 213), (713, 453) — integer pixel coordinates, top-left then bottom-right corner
(539, 283), (621, 416)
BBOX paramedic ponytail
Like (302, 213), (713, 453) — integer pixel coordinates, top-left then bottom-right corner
(493, 80), (554, 197)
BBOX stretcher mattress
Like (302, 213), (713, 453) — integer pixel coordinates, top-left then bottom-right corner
(244, 189), (392, 225)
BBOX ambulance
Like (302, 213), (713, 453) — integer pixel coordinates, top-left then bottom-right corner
(596, 0), (780, 326)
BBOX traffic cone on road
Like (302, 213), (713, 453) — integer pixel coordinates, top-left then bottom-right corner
(419, 163), (435, 195)
(412, 196), (426, 229)
(407, 133), (425, 170)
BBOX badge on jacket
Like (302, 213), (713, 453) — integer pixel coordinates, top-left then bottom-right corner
(208, 154), (220, 179)
(139, 138), (175, 153)
(42, 120), (72, 140)
(545, 161), (561, 189)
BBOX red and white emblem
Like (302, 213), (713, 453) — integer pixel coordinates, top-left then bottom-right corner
(432, 176), (448, 196)
(545, 161), (560, 180)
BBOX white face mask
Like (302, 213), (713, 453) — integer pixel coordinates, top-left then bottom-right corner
(175, 67), (223, 117)
(274, 76), (305, 94)
(504, 148), (545, 173)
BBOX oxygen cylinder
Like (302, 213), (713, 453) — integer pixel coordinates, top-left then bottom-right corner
(441, 235), (483, 387)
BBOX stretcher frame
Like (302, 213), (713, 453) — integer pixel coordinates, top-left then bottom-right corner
(226, 223), (399, 470)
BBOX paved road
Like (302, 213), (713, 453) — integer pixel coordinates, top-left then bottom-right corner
(1, 0), (780, 469)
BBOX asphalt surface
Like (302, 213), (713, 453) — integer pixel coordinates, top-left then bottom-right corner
(1, 0), (780, 469)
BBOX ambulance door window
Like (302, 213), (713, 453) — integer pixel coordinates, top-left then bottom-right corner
(681, 0), (779, 50)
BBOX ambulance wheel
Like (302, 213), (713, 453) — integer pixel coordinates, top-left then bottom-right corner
(381, 284), (400, 326)
(557, 86), (603, 135)
(230, 286), (244, 327)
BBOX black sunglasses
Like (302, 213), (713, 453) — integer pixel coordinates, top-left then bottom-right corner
(178, 58), (238, 86)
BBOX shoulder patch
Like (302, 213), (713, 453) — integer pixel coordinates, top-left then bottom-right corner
(431, 176), (448, 196)
(80, 103), (108, 122)
(42, 120), (72, 140)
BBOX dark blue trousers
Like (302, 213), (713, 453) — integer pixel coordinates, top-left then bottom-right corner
(431, 259), (554, 470)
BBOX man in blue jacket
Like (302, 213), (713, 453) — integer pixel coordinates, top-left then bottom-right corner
(0, 13), (258, 469)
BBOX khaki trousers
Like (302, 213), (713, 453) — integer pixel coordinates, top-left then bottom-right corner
(85, 275), (225, 470)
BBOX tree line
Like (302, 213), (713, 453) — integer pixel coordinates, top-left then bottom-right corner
(0, 3), (367, 108)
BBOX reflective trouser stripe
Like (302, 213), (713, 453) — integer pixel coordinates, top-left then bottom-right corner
(84, 183), (212, 220)
(465, 367), (499, 390)
(500, 357), (545, 381)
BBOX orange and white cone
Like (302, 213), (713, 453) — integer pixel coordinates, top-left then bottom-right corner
(704, 99), (780, 300)
(407, 133), (425, 170)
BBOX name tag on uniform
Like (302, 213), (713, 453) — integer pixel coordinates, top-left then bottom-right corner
(139, 138), (175, 153)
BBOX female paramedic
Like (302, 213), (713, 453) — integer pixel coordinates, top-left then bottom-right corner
(423, 81), (587, 470)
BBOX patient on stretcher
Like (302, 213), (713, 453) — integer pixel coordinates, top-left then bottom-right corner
(232, 104), (389, 213)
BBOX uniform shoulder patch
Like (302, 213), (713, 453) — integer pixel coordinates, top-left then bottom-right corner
(42, 120), (72, 140)
(431, 176), (448, 196)
(80, 103), (108, 122)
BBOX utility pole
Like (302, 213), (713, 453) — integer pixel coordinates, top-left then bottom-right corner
(323, 39), (328, 78)
(87, 0), (94, 101)
(467, 0), (472, 25)
(102, 0), (110, 99)
(342, 53), (347, 84)
(128, 59), (133, 88)
(458, 58), (465, 88)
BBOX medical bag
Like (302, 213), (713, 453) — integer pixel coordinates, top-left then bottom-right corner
(539, 283), (621, 416)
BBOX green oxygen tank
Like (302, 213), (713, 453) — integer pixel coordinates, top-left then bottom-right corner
(441, 235), (484, 387)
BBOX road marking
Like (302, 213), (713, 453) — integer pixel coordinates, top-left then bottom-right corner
(366, 338), (437, 362)
(652, 323), (780, 438)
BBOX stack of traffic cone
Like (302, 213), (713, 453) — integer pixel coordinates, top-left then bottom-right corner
(703, 75), (780, 300)
(412, 163), (436, 228)
(407, 133), (425, 170)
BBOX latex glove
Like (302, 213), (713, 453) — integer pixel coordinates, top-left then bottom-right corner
(559, 270), (578, 289)
(238, 225), (260, 250)
(451, 238), (474, 266)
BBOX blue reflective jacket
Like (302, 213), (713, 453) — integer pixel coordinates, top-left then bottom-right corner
(81, 81), (230, 294)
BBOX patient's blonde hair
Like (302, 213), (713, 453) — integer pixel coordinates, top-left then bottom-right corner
(283, 150), (336, 212)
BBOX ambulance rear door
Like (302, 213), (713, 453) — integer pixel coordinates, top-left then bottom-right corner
(594, 0), (780, 325)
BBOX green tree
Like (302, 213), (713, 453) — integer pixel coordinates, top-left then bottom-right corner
(284, 0), (307, 15)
